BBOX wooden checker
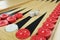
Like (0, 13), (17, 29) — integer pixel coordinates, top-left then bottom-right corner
(0, 0), (60, 40)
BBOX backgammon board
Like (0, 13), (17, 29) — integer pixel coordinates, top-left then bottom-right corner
(0, 0), (60, 40)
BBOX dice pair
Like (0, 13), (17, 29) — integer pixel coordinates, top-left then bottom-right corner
(29, 10), (40, 17)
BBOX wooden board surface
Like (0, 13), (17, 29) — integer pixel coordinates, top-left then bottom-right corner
(52, 18), (60, 40)
(0, 0), (60, 40)
(0, 0), (33, 12)
(49, 17), (60, 40)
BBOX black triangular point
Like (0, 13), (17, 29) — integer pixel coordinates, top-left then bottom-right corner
(25, 12), (46, 35)
(16, 16), (31, 29)
(10, 8), (26, 15)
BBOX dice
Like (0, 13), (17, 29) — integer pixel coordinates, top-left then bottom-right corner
(29, 10), (40, 17)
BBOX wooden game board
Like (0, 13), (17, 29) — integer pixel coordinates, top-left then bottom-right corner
(0, 0), (33, 13)
(0, 0), (60, 40)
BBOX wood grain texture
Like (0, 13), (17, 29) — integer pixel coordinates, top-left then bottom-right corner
(0, 0), (33, 13)
(0, 0), (60, 40)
